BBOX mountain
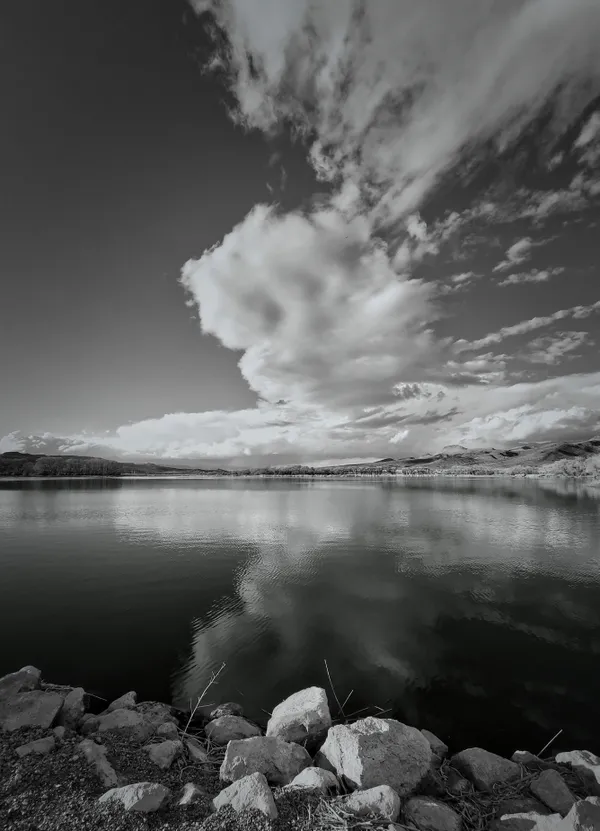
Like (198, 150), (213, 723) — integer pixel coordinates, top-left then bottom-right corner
(1, 438), (599, 478)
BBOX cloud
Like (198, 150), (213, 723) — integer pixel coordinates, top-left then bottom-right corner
(525, 330), (591, 364)
(497, 267), (564, 287)
(194, 0), (600, 225)
(454, 300), (600, 352)
(180, 205), (443, 412)
(493, 237), (534, 272)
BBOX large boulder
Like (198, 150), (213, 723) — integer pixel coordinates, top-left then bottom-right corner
(205, 716), (262, 745)
(78, 739), (119, 787)
(0, 666), (41, 699)
(57, 687), (87, 728)
(213, 772), (277, 819)
(284, 767), (339, 794)
(451, 748), (520, 792)
(220, 736), (312, 785)
(266, 687), (332, 745)
(98, 782), (171, 813)
(559, 797), (600, 830)
(144, 739), (183, 770)
(403, 797), (462, 831)
(0, 691), (63, 732)
(96, 708), (154, 742)
(318, 716), (432, 795)
(555, 751), (600, 797)
(106, 691), (137, 712)
(340, 785), (401, 822)
(530, 770), (575, 817)
(16, 736), (56, 757)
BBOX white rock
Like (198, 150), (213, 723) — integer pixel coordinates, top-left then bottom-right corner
(16, 736), (56, 757)
(555, 751), (600, 797)
(106, 691), (137, 712)
(58, 687), (87, 728)
(318, 716), (432, 795)
(78, 739), (119, 787)
(212, 772), (277, 819)
(98, 782), (171, 812)
(266, 687), (332, 744)
(557, 798), (600, 830)
(0, 666), (41, 700)
(178, 782), (207, 806)
(156, 721), (179, 740)
(96, 708), (154, 742)
(205, 715), (262, 745)
(220, 736), (312, 785)
(186, 737), (209, 763)
(284, 767), (339, 794)
(0, 691), (64, 732)
(340, 785), (401, 822)
(144, 739), (183, 770)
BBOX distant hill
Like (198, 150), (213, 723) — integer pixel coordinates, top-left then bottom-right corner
(1, 438), (600, 478)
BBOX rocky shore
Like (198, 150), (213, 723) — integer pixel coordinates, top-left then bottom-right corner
(1, 666), (600, 831)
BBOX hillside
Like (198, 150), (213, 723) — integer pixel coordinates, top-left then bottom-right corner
(1, 438), (600, 477)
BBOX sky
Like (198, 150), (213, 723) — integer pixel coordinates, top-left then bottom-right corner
(1, 0), (599, 467)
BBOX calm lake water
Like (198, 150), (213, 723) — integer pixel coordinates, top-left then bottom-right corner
(1, 476), (599, 757)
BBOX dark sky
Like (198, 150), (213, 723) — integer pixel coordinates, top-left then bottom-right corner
(1, 0), (599, 462)
(0, 0), (315, 434)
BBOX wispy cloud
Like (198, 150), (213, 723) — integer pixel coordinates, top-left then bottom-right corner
(525, 330), (591, 364)
(454, 300), (600, 352)
(497, 267), (564, 287)
(493, 237), (534, 272)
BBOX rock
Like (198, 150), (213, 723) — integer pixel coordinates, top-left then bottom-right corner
(58, 687), (87, 728)
(555, 751), (600, 797)
(446, 768), (471, 796)
(156, 721), (179, 740)
(451, 748), (521, 791)
(490, 814), (562, 831)
(498, 798), (552, 818)
(53, 726), (67, 740)
(78, 739), (119, 787)
(284, 767), (339, 794)
(15, 736), (56, 757)
(205, 715), (262, 745)
(136, 701), (178, 728)
(266, 686), (332, 745)
(403, 796), (462, 831)
(0, 666), (41, 699)
(106, 691), (137, 712)
(96, 708), (154, 742)
(340, 785), (401, 822)
(318, 716), (432, 796)
(558, 798), (600, 830)
(530, 770), (576, 816)
(178, 782), (208, 806)
(0, 691), (63, 732)
(98, 782), (171, 813)
(213, 772), (277, 819)
(220, 736), (312, 786)
(513, 751), (553, 769)
(418, 767), (449, 798)
(186, 737), (209, 763)
(421, 729), (449, 760)
(80, 715), (100, 735)
(210, 702), (244, 719)
(144, 739), (183, 770)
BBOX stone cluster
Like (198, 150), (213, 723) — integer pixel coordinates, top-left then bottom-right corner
(2, 666), (600, 829)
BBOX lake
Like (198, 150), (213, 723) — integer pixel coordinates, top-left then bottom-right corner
(1, 476), (599, 757)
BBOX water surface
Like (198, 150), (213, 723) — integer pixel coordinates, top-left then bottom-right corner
(1, 476), (599, 756)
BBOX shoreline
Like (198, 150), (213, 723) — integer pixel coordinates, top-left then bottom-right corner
(1, 472), (599, 481)
(2, 666), (600, 830)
